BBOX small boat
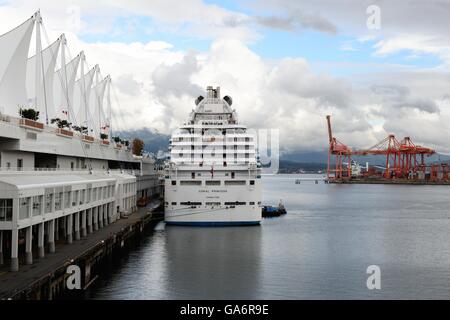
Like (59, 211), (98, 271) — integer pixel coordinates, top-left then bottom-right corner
(262, 200), (287, 218)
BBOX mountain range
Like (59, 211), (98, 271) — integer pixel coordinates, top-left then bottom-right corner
(118, 128), (450, 171)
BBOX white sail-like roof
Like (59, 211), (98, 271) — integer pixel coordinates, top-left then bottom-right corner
(90, 76), (109, 134)
(26, 37), (61, 121)
(73, 66), (96, 128)
(53, 54), (81, 120)
(0, 16), (35, 115)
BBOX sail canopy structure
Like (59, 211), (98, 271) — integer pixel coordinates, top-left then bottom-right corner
(0, 11), (116, 140)
(26, 36), (61, 122)
(53, 53), (81, 122)
(0, 15), (35, 115)
(74, 65), (96, 131)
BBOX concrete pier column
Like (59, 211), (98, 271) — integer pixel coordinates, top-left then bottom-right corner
(108, 203), (114, 223)
(99, 206), (104, 229)
(38, 222), (45, 258)
(87, 209), (93, 234)
(81, 210), (87, 238)
(74, 211), (80, 241)
(25, 226), (33, 265)
(93, 207), (98, 231)
(61, 216), (66, 238)
(55, 218), (59, 241)
(104, 204), (109, 226)
(67, 214), (73, 244)
(48, 220), (55, 253)
(10, 229), (19, 272)
(0, 230), (4, 266)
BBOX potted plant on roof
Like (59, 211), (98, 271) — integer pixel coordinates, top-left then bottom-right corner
(19, 107), (44, 130)
(112, 136), (123, 149)
(100, 133), (110, 146)
(123, 139), (130, 151)
(51, 118), (74, 138)
(74, 126), (94, 143)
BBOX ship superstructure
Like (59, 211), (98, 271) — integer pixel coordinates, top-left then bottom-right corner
(165, 86), (262, 226)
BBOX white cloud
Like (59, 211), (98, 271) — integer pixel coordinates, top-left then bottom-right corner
(3, 0), (450, 155)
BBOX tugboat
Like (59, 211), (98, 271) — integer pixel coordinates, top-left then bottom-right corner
(262, 200), (287, 218)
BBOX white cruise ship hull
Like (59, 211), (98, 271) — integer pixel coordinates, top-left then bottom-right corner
(164, 177), (262, 226)
(165, 206), (261, 226)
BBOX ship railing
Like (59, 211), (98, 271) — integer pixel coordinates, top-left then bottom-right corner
(0, 114), (132, 153)
(0, 167), (144, 174)
(0, 167), (91, 173)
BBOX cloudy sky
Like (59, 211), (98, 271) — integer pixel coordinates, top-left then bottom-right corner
(2, 0), (450, 154)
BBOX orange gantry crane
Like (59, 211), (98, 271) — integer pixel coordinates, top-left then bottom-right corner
(326, 115), (436, 181)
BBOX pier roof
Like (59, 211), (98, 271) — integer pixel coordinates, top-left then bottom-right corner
(0, 172), (116, 191)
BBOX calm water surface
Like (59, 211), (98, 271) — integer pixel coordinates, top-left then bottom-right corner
(87, 174), (450, 299)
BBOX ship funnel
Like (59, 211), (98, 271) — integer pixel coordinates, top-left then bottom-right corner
(223, 95), (233, 106)
(206, 86), (220, 98)
(195, 95), (204, 106)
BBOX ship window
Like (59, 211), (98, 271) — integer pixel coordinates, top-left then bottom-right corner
(206, 202), (221, 206)
(231, 172), (235, 179)
(191, 172), (195, 179)
(250, 180), (255, 185)
(171, 181), (176, 186)
(180, 181), (202, 186)
(225, 201), (246, 206)
(225, 180), (246, 186)
(171, 202), (177, 205)
(250, 202), (255, 205)
(181, 201), (202, 206)
(206, 181), (220, 186)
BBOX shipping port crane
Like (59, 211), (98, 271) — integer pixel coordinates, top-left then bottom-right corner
(326, 115), (438, 182)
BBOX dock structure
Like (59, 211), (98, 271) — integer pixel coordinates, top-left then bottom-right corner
(0, 201), (163, 300)
(0, 170), (138, 273)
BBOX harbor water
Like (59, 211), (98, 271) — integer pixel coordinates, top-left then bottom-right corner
(86, 174), (450, 299)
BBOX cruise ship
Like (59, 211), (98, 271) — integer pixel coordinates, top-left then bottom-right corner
(0, 12), (160, 272)
(165, 86), (262, 226)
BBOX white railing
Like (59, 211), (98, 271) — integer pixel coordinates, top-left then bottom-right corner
(0, 113), (131, 153)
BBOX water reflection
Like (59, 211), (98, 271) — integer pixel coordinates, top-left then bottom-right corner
(88, 174), (450, 299)
(164, 225), (263, 299)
